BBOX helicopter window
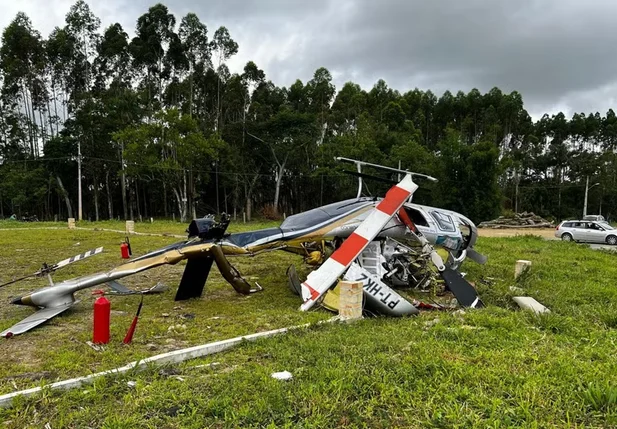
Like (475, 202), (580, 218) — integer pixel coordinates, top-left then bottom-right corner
(430, 211), (456, 232)
(404, 207), (429, 227)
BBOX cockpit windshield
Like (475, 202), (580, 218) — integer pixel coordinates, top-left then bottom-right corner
(430, 211), (456, 232)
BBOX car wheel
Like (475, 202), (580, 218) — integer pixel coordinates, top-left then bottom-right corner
(561, 233), (573, 242)
(607, 235), (617, 245)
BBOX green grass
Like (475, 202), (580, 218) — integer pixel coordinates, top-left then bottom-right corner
(1, 226), (617, 427)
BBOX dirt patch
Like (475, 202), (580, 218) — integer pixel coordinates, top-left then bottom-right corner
(478, 228), (556, 239)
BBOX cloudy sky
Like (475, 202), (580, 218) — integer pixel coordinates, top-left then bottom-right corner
(1, 0), (616, 119)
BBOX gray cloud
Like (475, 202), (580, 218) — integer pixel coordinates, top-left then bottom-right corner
(2, 0), (617, 119)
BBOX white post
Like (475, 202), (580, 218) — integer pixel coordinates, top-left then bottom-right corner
(125, 220), (135, 234)
(67, 218), (75, 229)
(77, 141), (83, 221)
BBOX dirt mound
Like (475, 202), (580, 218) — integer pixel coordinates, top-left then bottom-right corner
(478, 212), (555, 229)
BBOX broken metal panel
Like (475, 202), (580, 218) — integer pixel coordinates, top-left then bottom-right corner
(345, 263), (418, 316)
(286, 265), (303, 296)
(299, 175), (418, 311)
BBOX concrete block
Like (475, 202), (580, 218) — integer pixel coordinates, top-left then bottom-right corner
(67, 218), (75, 229)
(515, 260), (532, 279)
(125, 220), (135, 234)
(512, 296), (550, 314)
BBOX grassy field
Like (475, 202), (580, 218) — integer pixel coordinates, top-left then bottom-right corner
(1, 221), (617, 427)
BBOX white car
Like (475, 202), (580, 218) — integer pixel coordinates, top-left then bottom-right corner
(555, 220), (617, 245)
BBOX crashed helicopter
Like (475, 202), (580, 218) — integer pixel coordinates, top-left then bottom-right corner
(0, 158), (486, 337)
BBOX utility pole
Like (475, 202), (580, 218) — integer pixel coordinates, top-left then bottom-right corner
(583, 176), (589, 218)
(583, 176), (600, 218)
(78, 140), (83, 221)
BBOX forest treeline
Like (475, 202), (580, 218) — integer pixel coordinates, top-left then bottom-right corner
(1, 2), (616, 224)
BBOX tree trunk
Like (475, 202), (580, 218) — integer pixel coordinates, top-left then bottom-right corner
(172, 187), (187, 223)
(56, 175), (73, 219)
(215, 163), (220, 214)
(514, 169), (519, 214)
(183, 169), (188, 222)
(21, 85), (35, 157)
(105, 170), (113, 219)
(121, 147), (128, 220)
(52, 84), (60, 136)
(273, 161), (287, 215)
(163, 183), (168, 218)
(143, 186), (148, 219)
(245, 173), (259, 221)
(37, 108), (46, 155)
(136, 181), (142, 221)
(94, 183), (100, 221)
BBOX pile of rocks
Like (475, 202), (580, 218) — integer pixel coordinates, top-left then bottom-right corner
(478, 212), (555, 229)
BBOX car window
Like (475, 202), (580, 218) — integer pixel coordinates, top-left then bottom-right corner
(563, 222), (573, 227)
(430, 211), (456, 232)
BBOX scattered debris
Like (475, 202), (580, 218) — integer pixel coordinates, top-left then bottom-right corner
(146, 343), (158, 351)
(85, 341), (104, 352)
(167, 324), (187, 334)
(512, 296), (550, 314)
(122, 296), (144, 344)
(127, 381), (136, 388)
(0, 159), (487, 337)
(2, 371), (55, 382)
(180, 313), (195, 320)
(0, 319), (336, 408)
(192, 362), (221, 370)
(424, 318), (441, 329)
(159, 367), (181, 377)
(271, 371), (293, 381)
(163, 406), (181, 417)
(161, 313), (170, 318)
(510, 286), (525, 294)
(479, 212), (555, 229)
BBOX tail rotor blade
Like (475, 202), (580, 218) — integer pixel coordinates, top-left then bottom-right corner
(0, 247), (104, 289)
(54, 247), (104, 271)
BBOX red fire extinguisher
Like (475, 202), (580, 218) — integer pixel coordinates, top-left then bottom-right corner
(120, 235), (132, 259)
(93, 296), (110, 344)
(120, 242), (130, 259)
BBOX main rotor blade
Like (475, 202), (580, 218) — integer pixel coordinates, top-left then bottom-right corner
(0, 274), (37, 289)
(342, 170), (399, 186)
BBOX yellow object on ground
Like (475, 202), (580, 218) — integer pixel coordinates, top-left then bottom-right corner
(305, 251), (323, 265)
(321, 282), (341, 312)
